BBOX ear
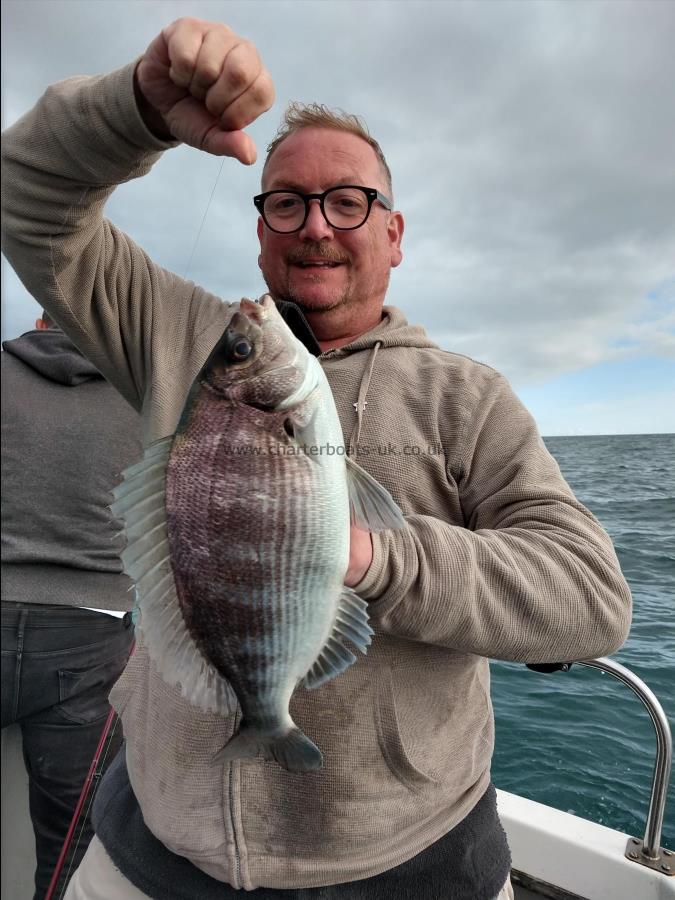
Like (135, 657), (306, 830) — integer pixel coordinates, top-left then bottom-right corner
(387, 211), (404, 269)
(256, 217), (265, 270)
(35, 318), (48, 330)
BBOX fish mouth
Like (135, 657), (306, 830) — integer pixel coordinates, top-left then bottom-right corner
(229, 308), (263, 337)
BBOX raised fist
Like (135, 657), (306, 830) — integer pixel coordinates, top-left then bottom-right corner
(136, 17), (275, 163)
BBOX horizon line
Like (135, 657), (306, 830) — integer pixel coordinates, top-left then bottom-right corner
(542, 432), (673, 438)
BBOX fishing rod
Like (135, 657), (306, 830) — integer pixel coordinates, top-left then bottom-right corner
(44, 640), (135, 900)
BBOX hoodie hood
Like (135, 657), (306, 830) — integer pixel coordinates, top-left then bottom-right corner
(321, 306), (440, 357)
(2, 328), (102, 386)
(316, 307), (440, 456)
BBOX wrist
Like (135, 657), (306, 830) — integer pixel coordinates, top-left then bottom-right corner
(133, 63), (173, 141)
(345, 528), (373, 588)
(352, 532), (386, 600)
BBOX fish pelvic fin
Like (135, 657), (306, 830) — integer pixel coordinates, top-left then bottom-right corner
(303, 588), (374, 691)
(211, 723), (323, 773)
(345, 456), (406, 532)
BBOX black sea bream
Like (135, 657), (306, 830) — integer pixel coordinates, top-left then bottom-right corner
(112, 296), (404, 772)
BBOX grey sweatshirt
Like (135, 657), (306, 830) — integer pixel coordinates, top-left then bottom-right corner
(0, 63), (632, 891)
(2, 328), (142, 610)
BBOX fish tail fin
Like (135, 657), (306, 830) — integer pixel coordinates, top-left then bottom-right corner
(270, 727), (323, 773)
(211, 722), (323, 773)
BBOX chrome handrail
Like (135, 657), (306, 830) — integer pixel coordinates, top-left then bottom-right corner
(528, 656), (673, 873)
(577, 657), (672, 864)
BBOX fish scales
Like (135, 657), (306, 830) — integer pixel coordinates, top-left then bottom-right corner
(166, 391), (344, 713)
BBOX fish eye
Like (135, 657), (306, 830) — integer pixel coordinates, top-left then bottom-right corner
(229, 337), (252, 362)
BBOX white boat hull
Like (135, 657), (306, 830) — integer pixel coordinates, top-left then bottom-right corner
(497, 789), (674, 899)
(1, 724), (36, 899)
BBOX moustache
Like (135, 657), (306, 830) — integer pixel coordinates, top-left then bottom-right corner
(286, 245), (350, 265)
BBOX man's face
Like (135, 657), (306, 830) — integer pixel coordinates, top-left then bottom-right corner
(257, 127), (404, 343)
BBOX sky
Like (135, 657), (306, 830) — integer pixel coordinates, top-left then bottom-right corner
(1, 0), (674, 436)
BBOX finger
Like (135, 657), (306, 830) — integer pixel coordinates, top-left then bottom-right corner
(204, 40), (263, 119)
(189, 27), (237, 101)
(164, 18), (209, 88)
(218, 67), (275, 133)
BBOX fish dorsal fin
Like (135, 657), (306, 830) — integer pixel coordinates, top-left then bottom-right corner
(303, 588), (374, 690)
(111, 437), (237, 717)
(345, 456), (406, 533)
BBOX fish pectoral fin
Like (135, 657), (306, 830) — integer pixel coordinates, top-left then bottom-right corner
(286, 401), (321, 453)
(303, 588), (374, 691)
(345, 456), (406, 532)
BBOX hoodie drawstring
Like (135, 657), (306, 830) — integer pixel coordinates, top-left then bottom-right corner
(349, 341), (381, 458)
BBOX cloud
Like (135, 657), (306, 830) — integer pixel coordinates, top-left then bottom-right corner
(2, 0), (674, 403)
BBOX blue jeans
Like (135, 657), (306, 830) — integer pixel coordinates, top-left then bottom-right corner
(1, 601), (134, 900)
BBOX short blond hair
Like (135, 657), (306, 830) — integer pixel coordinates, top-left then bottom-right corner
(263, 102), (393, 197)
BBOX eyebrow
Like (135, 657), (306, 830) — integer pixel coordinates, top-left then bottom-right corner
(266, 176), (362, 192)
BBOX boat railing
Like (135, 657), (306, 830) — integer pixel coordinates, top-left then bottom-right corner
(526, 656), (673, 876)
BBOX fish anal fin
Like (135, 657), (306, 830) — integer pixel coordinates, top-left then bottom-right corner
(303, 587), (373, 690)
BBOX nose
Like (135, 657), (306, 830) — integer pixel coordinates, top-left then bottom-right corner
(298, 199), (334, 242)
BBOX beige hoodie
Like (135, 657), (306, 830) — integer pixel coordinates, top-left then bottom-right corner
(1, 63), (632, 889)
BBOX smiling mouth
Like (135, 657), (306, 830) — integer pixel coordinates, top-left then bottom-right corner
(293, 260), (342, 268)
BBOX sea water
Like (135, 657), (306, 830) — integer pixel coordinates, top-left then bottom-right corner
(491, 433), (675, 849)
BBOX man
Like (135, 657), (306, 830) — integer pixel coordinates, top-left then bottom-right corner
(1, 18), (631, 900)
(1, 313), (141, 898)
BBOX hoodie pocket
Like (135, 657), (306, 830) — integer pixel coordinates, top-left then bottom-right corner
(374, 667), (439, 794)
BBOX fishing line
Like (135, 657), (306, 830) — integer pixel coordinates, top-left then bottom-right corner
(182, 157), (226, 281)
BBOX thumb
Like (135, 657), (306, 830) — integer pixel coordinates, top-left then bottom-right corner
(163, 98), (258, 163)
(203, 129), (257, 165)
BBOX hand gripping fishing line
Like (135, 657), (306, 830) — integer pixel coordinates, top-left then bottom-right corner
(45, 159), (227, 900)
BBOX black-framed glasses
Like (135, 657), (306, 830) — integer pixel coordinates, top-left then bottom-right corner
(253, 185), (393, 234)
